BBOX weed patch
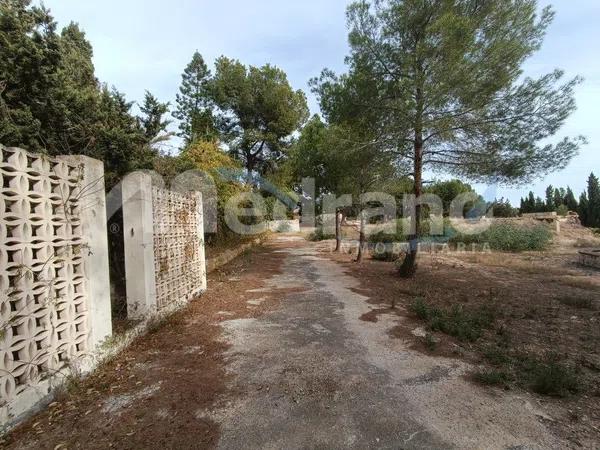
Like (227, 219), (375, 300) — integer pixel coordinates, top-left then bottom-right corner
(473, 369), (511, 387)
(476, 349), (582, 397)
(483, 346), (511, 366)
(409, 298), (496, 342)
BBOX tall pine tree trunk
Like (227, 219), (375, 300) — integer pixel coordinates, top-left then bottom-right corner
(399, 99), (423, 277)
(356, 209), (366, 262)
(335, 210), (342, 252)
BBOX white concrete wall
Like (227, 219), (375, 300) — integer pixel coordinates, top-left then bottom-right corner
(267, 219), (300, 233)
(0, 146), (111, 429)
(122, 174), (207, 318)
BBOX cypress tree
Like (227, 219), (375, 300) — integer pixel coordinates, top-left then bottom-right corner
(564, 187), (578, 212)
(579, 192), (589, 226)
(587, 173), (600, 227)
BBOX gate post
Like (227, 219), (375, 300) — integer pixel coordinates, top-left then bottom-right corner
(122, 172), (157, 319)
(195, 192), (207, 292)
(57, 155), (112, 348)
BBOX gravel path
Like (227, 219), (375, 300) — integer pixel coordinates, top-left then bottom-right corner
(4, 236), (568, 449)
(211, 237), (564, 449)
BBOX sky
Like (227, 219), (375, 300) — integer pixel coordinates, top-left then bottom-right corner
(40, 0), (599, 205)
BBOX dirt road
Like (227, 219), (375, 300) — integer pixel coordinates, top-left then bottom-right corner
(4, 236), (569, 449)
(212, 237), (565, 449)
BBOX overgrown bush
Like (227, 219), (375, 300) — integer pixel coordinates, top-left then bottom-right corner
(264, 196), (295, 221)
(450, 223), (552, 252)
(307, 227), (335, 242)
(369, 231), (403, 244)
(517, 353), (581, 397)
(368, 218), (447, 243)
(368, 220), (407, 243)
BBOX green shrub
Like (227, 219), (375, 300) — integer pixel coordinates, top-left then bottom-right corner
(516, 353), (580, 397)
(369, 231), (401, 243)
(483, 347), (511, 366)
(474, 369), (511, 387)
(409, 299), (496, 342)
(430, 304), (495, 342)
(530, 361), (580, 397)
(531, 363), (579, 396)
(307, 227), (335, 242)
(450, 223), (552, 252)
(410, 297), (433, 320)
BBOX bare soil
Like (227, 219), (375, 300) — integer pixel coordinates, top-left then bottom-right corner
(1, 245), (288, 450)
(317, 227), (600, 448)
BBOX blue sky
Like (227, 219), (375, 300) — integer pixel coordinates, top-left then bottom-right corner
(41, 0), (598, 204)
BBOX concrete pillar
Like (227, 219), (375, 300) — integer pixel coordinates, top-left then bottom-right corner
(57, 155), (112, 348)
(195, 192), (207, 292)
(122, 172), (157, 319)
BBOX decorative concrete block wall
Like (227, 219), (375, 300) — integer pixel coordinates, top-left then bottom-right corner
(0, 145), (112, 426)
(122, 173), (206, 319)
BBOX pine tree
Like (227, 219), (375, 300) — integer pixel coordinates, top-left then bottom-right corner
(211, 58), (309, 176)
(138, 91), (171, 143)
(173, 51), (215, 145)
(312, 0), (584, 277)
